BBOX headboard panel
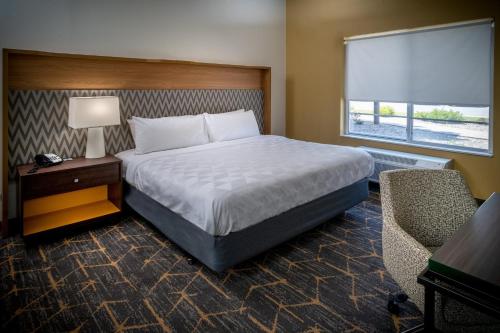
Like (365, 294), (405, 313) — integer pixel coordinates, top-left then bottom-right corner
(8, 89), (264, 179)
(2, 49), (271, 235)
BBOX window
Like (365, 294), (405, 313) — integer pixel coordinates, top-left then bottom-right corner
(349, 101), (407, 140)
(344, 19), (494, 154)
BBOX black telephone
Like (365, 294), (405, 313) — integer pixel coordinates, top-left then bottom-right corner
(34, 153), (63, 167)
(27, 153), (64, 174)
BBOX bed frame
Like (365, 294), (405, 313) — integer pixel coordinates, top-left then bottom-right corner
(124, 178), (369, 272)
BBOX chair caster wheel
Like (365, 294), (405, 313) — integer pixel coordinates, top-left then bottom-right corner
(396, 293), (408, 303)
(388, 299), (400, 314)
(187, 257), (194, 265)
(387, 292), (408, 314)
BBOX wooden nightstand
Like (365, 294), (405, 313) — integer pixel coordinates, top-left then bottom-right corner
(17, 155), (122, 237)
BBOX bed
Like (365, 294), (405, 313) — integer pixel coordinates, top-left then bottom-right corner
(117, 135), (374, 272)
(6, 50), (372, 269)
(7, 49), (365, 252)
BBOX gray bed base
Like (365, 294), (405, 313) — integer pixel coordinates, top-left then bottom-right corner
(124, 178), (369, 272)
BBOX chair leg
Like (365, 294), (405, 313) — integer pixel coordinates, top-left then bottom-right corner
(387, 292), (409, 314)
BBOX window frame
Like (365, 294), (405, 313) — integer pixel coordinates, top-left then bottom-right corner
(343, 100), (493, 156)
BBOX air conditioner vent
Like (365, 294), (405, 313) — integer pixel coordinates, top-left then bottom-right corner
(359, 146), (453, 183)
(369, 152), (418, 166)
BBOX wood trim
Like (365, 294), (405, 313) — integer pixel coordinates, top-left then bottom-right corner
(262, 68), (272, 134)
(2, 49), (9, 237)
(2, 49), (272, 236)
(108, 182), (123, 211)
(17, 155), (121, 177)
(7, 49), (270, 90)
(5, 49), (271, 70)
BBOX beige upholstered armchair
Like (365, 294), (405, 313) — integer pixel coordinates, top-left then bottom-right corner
(380, 169), (499, 332)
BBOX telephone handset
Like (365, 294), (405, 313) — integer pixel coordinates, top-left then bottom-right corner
(34, 153), (63, 167)
(27, 153), (64, 174)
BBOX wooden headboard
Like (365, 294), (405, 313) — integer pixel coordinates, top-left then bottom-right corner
(2, 49), (271, 235)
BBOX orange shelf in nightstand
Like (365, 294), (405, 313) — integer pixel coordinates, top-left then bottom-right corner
(23, 200), (120, 236)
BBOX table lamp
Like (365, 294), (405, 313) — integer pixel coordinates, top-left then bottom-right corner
(68, 96), (120, 158)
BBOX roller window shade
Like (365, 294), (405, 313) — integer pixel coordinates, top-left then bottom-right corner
(345, 21), (493, 106)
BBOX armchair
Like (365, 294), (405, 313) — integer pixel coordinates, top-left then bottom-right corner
(380, 169), (499, 332)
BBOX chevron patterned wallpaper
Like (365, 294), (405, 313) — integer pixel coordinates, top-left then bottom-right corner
(8, 89), (264, 179)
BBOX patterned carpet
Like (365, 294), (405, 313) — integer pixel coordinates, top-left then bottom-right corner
(0, 190), (422, 332)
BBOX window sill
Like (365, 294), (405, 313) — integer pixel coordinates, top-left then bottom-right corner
(341, 133), (493, 157)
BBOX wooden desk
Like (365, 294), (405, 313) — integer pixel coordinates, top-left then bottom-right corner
(417, 192), (500, 331)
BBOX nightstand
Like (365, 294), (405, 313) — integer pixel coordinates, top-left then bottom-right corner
(17, 155), (122, 237)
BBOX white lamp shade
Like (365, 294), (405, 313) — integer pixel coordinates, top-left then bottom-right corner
(68, 96), (120, 129)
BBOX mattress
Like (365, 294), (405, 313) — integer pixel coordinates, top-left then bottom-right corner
(116, 135), (374, 236)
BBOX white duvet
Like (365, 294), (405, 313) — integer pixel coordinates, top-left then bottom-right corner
(116, 135), (374, 236)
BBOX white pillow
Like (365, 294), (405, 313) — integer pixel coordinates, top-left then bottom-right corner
(225, 109), (245, 114)
(127, 119), (136, 141)
(128, 110), (242, 143)
(204, 110), (260, 142)
(133, 114), (209, 154)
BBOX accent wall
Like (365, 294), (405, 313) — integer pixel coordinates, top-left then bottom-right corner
(286, 0), (500, 199)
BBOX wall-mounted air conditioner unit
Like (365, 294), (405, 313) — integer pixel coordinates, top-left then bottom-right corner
(359, 146), (453, 183)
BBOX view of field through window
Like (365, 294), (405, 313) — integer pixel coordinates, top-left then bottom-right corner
(348, 101), (489, 151)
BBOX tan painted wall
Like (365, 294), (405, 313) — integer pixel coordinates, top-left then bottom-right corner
(286, 0), (500, 199)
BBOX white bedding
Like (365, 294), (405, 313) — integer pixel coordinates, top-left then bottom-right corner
(116, 135), (374, 236)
